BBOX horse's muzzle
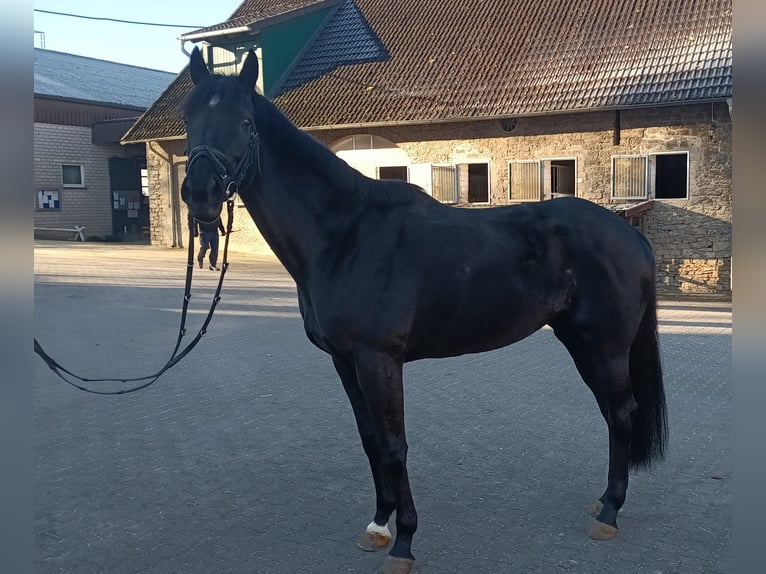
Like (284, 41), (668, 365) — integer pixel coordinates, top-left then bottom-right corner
(181, 170), (225, 222)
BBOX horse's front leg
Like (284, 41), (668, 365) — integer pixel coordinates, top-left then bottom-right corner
(332, 356), (396, 552)
(353, 348), (417, 574)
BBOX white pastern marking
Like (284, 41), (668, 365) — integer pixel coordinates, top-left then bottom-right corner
(208, 94), (220, 108)
(366, 521), (391, 538)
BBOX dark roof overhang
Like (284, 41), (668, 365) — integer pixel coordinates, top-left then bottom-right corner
(178, 0), (340, 43)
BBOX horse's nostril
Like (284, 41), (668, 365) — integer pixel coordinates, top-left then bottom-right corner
(181, 169), (223, 205)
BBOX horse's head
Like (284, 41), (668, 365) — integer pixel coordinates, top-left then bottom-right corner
(180, 47), (260, 222)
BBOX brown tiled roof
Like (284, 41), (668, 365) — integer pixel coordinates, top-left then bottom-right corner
(277, 0), (732, 127)
(179, 0), (331, 40)
(122, 70), (193, 143)
(123, 0), (731, 143)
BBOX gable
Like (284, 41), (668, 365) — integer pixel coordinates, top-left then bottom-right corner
(278, 0), (388, 94)
(198, 6), (337, 96)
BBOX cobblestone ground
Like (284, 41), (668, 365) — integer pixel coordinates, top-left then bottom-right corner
(34, 241), (731, 574)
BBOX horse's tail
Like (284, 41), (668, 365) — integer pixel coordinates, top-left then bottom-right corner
(628, 289), (669, 469)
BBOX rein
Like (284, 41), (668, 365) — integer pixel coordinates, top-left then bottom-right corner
(33, 199), (236, 395)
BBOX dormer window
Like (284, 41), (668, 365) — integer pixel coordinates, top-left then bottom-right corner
(180, 1), (340, 98)
(195, 42), (263, 94)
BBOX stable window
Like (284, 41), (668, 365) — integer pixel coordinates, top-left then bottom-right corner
(466, 163), (490, 203)
(431, 165), (458, 203)
(140, 168), (149, 197)
(62, 164), (84, 187)
(378, 166), (408, 181)
(508, 160), (541, 201)
(408, 162), (489, 203)
(543, 159), (576, 198)
(612, 152), (690, 200)
(611, 156), (648, 200)
(653, 152), (689, 199)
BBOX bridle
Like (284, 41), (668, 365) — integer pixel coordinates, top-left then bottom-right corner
(33, 123), (261, 395)
(185, 122), (260, 204)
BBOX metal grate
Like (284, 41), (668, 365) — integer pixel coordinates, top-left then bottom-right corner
(612, 156), (648, 199)
(467, 163), (489, 203)
(509, 161), (540, 201)
(431, 165), (457, 202)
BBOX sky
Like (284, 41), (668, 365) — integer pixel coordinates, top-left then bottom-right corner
(33, 1), (239, 73)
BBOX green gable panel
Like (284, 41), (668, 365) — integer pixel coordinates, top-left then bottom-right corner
(261, 8), (334, 96)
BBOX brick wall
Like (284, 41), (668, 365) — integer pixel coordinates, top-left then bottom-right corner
(34, 122), (135, 239)
(146, 102), (731, 294)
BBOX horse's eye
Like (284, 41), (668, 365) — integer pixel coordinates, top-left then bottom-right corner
(243, 118), (251, 129)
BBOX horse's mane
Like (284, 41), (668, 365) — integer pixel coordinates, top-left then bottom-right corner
(183, 74), (435, 207)
(252, 88), (436, 208)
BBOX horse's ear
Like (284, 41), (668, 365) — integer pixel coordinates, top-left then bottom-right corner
(238, 49), (259, 92)
(189, 46), (210, 85)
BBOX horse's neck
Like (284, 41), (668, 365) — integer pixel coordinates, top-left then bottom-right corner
(242, 115), (360, 282)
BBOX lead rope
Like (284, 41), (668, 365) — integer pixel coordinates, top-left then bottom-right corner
(33, 199), (236, 395)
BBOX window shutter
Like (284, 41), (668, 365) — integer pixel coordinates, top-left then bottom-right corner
(612, 156), (648, 199)
(509, 161), (541, 201)
(431, 165), (457, 203)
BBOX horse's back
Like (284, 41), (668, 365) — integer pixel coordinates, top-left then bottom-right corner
(402, 197), (655, 357)
(305, 196), (655, 360)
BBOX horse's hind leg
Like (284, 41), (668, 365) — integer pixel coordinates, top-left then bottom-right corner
(589, 355), (636, 540)
(552, 316), (636, 540)
(333, 356), (395, 552)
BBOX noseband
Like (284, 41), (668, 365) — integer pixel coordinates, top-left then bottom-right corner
(186, 125), (260, 201)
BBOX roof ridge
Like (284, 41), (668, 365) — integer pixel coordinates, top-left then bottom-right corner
(34, 48), (177, 75)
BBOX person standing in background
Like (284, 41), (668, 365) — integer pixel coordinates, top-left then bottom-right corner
(194, 216), (226, 271)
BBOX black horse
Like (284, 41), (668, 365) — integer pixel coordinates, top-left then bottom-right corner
(181, 48), (667, 574)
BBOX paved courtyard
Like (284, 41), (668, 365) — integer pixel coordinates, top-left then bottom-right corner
(34, 241), (731, 574)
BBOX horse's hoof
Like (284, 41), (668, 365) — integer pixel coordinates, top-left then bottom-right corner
(588, 499), (604, 518)
(588, 520), (618, 541)
(380, 555), (415, 574)
(357, 530), (391, 552)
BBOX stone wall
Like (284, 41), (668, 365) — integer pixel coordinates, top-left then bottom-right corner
(145, 140), (186, 248)
(34, 122), (135, 238)
(313, 102), (732, 294)
(146, 102), (731, 294)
